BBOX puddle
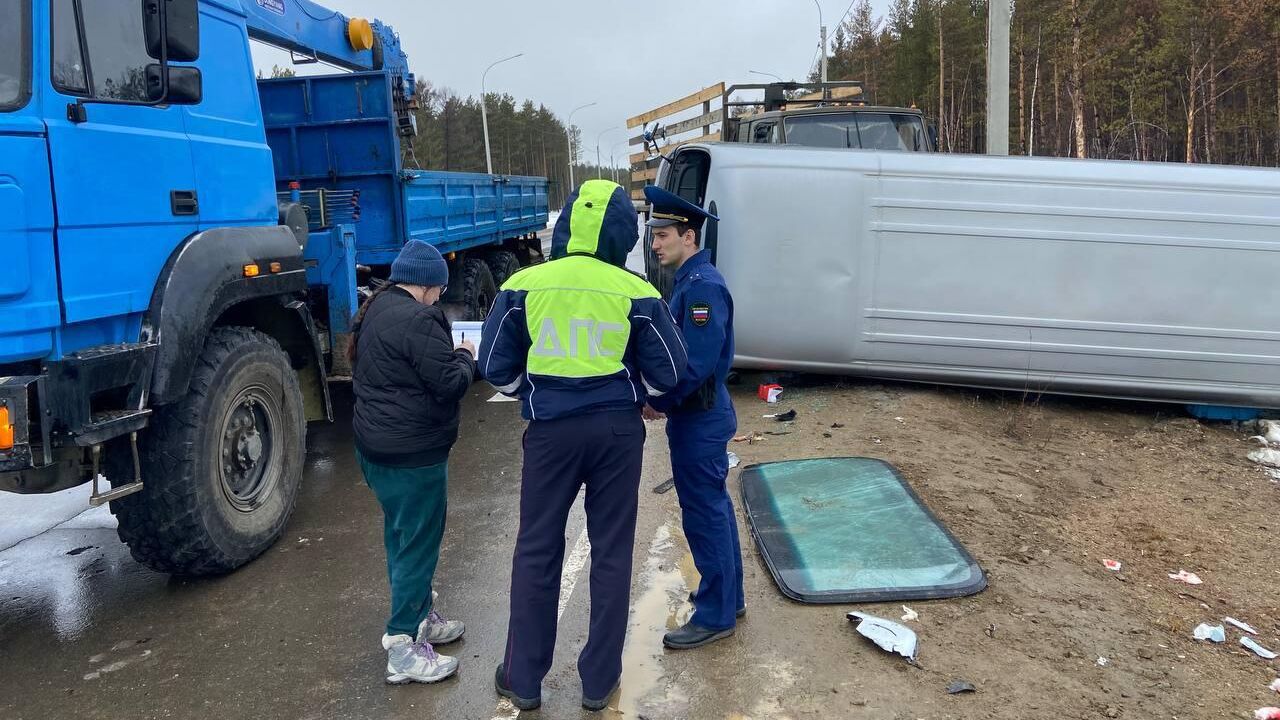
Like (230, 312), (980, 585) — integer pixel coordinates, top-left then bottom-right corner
(605, 521), (699, 718)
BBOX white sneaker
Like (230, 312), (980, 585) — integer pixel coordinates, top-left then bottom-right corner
(382, 634), (458, 684)
(418, 591), (465, 645)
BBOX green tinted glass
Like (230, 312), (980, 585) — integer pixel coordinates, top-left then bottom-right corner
(741, 457), (986, 603)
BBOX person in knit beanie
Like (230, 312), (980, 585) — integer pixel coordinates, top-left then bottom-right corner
(349, 240), (476, 684)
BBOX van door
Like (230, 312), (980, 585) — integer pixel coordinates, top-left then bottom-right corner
(42, 0), (198, 339)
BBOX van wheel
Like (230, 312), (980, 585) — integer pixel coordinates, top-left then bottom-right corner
(459, 257), (498, 321)
(485, 250), (522, 287)
(109, 327), (305, 576)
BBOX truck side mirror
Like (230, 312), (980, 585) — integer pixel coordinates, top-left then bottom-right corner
(928, 123), (939, 152)
(144, 0), (200, 62)
(147, 64), (203, 104)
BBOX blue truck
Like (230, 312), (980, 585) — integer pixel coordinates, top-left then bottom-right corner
(0, 0), (548, 574)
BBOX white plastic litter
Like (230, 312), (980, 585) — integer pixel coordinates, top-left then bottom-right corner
(727, 451), (740, 469)
(1096, 657), (1109, 667)
(1261, 419), (1280, 446)
(1193, 623), (1226, 643)
(487, 393), (519, 403)
(900, 606), (919, 622)
(1225, 617), (1258, 635)
(848, 612), (918, 663)
(1270, 678), (1280, 694)
(1168, 570), (1203, 585)
(1242, 637), (1279, 660)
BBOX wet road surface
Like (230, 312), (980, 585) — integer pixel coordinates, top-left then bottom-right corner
(0, 382), (834, 720)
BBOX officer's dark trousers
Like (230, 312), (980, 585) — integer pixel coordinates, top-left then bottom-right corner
(672, 451), (745, 631)
(502, 408), (645, 700)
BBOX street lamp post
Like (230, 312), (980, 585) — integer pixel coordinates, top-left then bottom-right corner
(481, 52), (523, 176)
(566, 102), (596, 191)
(812, 0), (827, 83)
(610, 139), (630, 184)
(595, 127), (621, 179)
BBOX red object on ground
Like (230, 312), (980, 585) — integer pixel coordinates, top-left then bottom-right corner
(1253, 708), (1280, 720)
(758, 384), (783, 402)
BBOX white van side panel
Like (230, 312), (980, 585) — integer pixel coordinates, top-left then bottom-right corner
(695, 144), (1280, 407)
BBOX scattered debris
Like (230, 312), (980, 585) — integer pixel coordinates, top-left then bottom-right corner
(764, 430), (792, 436)
(732, 432), (764, 444)
(1270, 678), (1280, 694)
(984, 624), (996, 638)
(652, 478), (675, 495)
(894, 417), (905, 423)
(757, 384), (783, 403)
(946, 680), (976, 694)
(65, 546), (96, 556)
(1102, 559), (1122, 572)
(1192, 623), (1225, 643)
(1242, 637), (1279, 660)
(1248, 448), (1280, 468)
(727, 452), (740, 469)
(1168, 570), (1203, 585)
(1096, 657), (1109, 667)
(848, 612), (918, 663)
(1258, 419), (1280, 445)
(1137, 647), (1154, 660)
(1225, 617), (1258, 635)
(487, 392), (519, 403)
(1255, 708), (1280, 720)
(296, 537), (310, 544)
(900, 606), (918, 622)
(831, 423), (845, 429)
(763, 409), (797, 422)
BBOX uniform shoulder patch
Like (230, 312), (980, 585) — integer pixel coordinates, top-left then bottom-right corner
(690, 301), (712, 327)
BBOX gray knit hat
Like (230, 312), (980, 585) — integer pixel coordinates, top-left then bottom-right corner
(389, 240), (449, 287)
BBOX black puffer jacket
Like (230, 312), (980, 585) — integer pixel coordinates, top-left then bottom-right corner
(352, 287), (476, 467)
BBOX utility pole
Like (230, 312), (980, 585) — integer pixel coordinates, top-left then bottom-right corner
(565, 102), (596, 191)
(986, 0), (1011, 155)
(813, 0), (827, 83)
(481, 53), (523, 175)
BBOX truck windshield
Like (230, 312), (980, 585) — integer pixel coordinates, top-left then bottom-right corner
(0, 0), (31, 111)
(784, 112), (928, 151)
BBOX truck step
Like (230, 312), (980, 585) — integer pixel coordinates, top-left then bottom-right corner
(75, 409), (152, 447)
(89, 480), (144, 507)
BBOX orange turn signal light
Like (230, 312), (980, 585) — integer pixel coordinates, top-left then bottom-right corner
(0, 405), (13, 451)
(269, 262), (282, 274)
(243, 263), (260, 278)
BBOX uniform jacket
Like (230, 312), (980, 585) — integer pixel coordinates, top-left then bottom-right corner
(478, 180), (688, 421)
(649, 248), (738, 460)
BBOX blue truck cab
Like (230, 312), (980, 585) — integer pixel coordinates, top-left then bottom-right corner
(0, 0), (547, 575)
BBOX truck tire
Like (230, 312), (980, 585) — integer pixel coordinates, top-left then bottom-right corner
(484, 250), (522, 287)
(459, 257), (498, 321)
(110, 327), (305, 576)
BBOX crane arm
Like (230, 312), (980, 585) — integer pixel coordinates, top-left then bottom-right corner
(237, 0), (410, 80)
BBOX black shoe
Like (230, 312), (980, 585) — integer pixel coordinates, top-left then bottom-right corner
(663, 622), (735, 649)
(582, 679), (620, 712)
(494, 664), (541, 711)
(687, 591), (746, 619)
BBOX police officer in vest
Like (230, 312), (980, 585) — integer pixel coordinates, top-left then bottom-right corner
(479, 179), (687, 712)
(642, 186), (745, 650)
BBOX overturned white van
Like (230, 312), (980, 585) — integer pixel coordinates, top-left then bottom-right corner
(645, 143), (1280, 410)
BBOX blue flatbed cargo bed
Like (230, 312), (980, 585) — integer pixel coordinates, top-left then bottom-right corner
(258, 71), (548, 265)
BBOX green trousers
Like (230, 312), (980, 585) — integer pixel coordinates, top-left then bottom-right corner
(357, 451), (448, 638)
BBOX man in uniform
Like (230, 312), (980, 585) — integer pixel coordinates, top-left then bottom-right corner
(642, 186), (745, 649)
(479, 179), (687, 712)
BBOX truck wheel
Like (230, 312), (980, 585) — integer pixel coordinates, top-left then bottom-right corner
(459, 257), (498, 321)
(110, 327), (305, 576)
(484, 250), (522, 287)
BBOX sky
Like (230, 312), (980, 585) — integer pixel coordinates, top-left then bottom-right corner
(250, 0), (894, 162)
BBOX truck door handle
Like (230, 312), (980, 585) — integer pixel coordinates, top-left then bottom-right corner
(170, 190), (199, 216)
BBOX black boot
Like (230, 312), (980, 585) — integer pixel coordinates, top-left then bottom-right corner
(582, 679), (620, 712)
(494, 664), (541, 710)
(663, 622), (735, 649)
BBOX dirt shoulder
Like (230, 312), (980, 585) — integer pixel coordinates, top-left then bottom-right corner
(723, 376), (1278, 720)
